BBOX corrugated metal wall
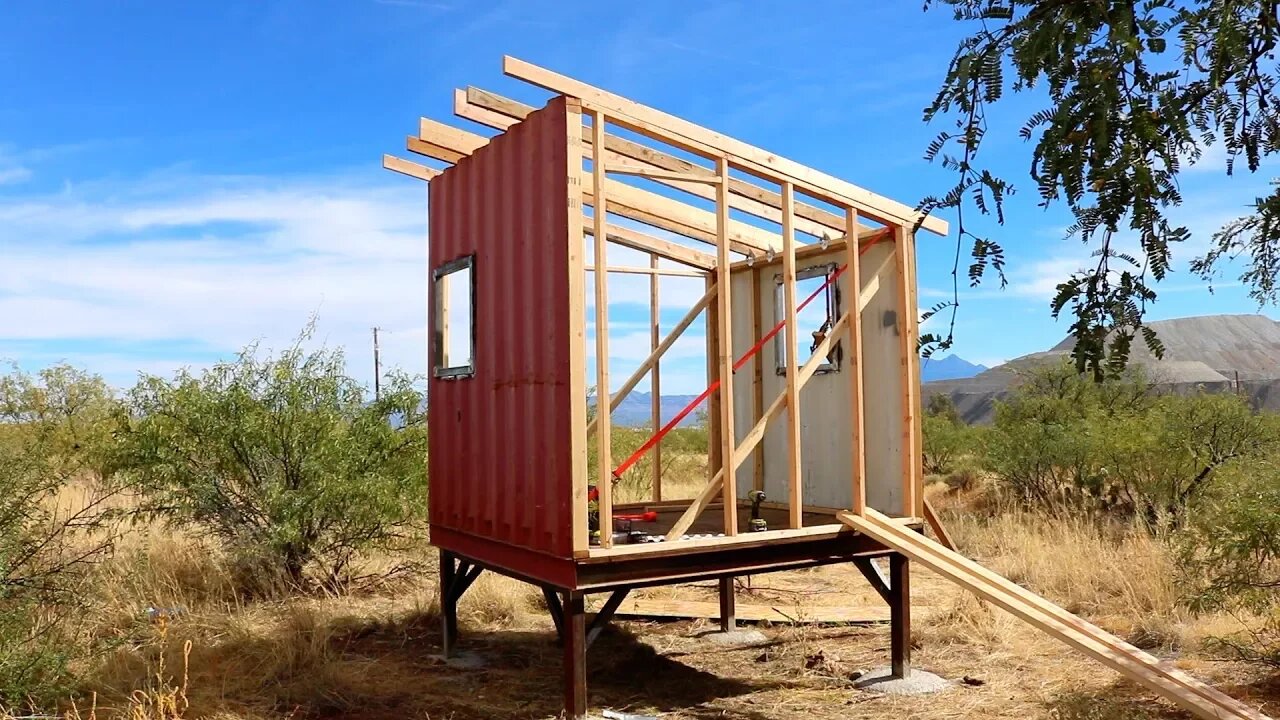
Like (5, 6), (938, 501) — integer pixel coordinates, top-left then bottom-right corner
(428, 97), (576, 560)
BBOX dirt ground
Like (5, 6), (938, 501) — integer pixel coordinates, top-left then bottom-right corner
(259, 562), (1277, 720)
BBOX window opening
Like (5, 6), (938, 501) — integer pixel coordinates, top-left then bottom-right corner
(432, 255), (475, 379)
(774, 262), (842, 375)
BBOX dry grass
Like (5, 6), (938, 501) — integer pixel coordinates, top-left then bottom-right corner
(29, 474), (1279, 720)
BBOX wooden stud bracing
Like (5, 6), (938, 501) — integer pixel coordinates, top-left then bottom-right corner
(846, 208), (867, 516)
(893, 225), (920, 519)
(586, 283), (714, 437)
(565, 98), (590, 555)
(715, 156), (737, 537)
(650, 253), (663, 503)
(750, 267), (765, 494)
(780, 182), (803, 530)
(590, 109), (613, 549)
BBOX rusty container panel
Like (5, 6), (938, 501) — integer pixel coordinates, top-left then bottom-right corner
(428, 97), (576, 562)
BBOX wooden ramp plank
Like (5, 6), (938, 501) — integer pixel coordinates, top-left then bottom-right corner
(612, 598), (889, 624)
(838, 509), (1271, 720)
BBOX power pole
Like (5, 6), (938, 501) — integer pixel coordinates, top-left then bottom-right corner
(372, 327), (382, 400)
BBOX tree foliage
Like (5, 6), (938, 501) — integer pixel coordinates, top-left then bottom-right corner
(117, 334), (428, 590)
(0, 365), (123, 707)
(924, 0), (1280, 377)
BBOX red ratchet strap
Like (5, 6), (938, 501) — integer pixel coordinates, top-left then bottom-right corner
(610, 236), (886, 481)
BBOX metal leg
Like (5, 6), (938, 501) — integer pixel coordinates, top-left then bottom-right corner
(543, 586), (566, 642)
(889, 553), (911, 678)
(718, 576), (736, 632)
(854, 557), (892, 604)
(563, 591), (588, 719)
(440, 552), (459, 657)
(586, 588), (630, 649)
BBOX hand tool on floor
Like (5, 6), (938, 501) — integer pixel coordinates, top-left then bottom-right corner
(748, 490), (768, 532)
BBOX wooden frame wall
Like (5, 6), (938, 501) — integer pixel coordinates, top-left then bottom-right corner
(384, 56), (937, 559)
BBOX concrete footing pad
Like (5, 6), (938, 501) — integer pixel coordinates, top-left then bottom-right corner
(428, 651), (487, 669)
(704, 629), (768, 646)
(853, 666), (951, 695)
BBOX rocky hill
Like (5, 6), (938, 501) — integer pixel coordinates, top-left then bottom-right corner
(924, 314), (1280, 423)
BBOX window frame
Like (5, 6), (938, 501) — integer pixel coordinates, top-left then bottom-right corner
(432, 254), (476, 380)
(773, 261), (842, 376)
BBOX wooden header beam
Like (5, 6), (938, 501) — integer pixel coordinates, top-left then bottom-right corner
(503, 56), (948, 237)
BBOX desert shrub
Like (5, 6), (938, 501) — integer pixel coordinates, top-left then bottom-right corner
(1096, 393), (1279, 526)
(984, 361), (1279, 525)
(983, 365), (1114, 513)
(118, 333), (428, 590)
(1180, 467), (1280, 668)
(922, 410), (973, 476)
(0, 365), (122, 707)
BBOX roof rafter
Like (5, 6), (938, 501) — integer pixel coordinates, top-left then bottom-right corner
(460, 87), (865, 240)
(414, 117), (776, 255)
(502, 55), (948, 237)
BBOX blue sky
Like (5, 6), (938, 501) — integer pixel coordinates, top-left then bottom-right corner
(1, 1), (1274, 394)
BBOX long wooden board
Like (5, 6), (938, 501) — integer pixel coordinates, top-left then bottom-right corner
(839, 509), (1271, 720)
(611, 597), (890, 624)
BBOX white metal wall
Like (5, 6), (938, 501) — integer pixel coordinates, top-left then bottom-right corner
(729, 241), (906, 516)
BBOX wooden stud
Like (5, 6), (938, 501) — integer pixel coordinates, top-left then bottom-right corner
(565, 99), (590, 555)
(578, 171), (772, 255)
(847, 208), (867, 516)
(590, 109), (613, 549)
(650, 253), (663, 503)
(587, 283), (715, 437)
(502, 56), (948, 236)
(587, 224), (715, 271)
(585, 265), (704, 277)
(715, 156), (737, 537)
(461, 86), (861, 238)
(750, 267), (765, 494)
(382, 154), (439, 181)
(605, 164), (723, 184)
(906, 229), (925, 517)
(729, 227), (893, 272)
(437, 265), (451, 369)
(705, 274), (722, 491)
(780, 182), (803, 530)
(893, 225), (919, 519)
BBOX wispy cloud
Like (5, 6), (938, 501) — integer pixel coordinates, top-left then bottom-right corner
(0, 166), (31, 185)
(0, 168), (427, 388)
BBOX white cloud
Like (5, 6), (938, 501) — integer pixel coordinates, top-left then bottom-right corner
(0, 170), (427, 387)
(0, 166), (720, 392)
(0, 166), (31, 186)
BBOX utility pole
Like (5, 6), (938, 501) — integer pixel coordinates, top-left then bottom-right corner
(372, 327), (382, 400)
